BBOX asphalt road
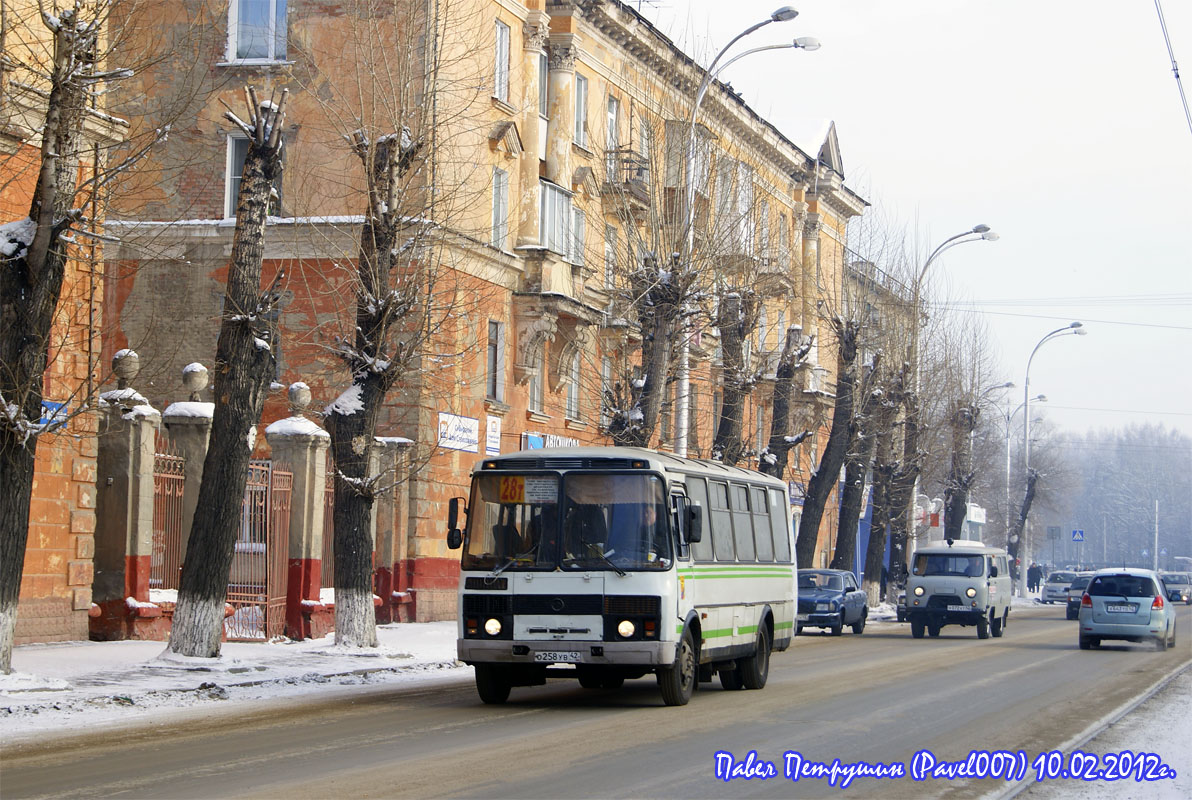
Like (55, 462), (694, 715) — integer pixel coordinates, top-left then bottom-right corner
(3, 604), (1189, 800)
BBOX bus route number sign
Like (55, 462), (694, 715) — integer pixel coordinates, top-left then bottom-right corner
(498, 476), (556, 504)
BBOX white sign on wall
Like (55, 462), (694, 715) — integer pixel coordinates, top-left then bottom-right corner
(438, 412), (479, 453)
(485, 416), (502, 455)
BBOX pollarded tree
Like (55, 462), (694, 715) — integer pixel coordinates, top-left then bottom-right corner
(758, 324), (814, 478)
(168, 90), (288, 657)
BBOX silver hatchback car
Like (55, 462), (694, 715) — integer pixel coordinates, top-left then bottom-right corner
(1077, 568), (1178, 651)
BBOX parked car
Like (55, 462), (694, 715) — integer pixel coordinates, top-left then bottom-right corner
(1077, 568), (1178, 651)
(796, 569), (868, 635)
(1042, 570), (1078, 603)
(1159, 571), (1192, 604)
(1065, 572), (1094, 620)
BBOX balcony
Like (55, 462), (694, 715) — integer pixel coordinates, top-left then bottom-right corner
(602, 147), (651, 212)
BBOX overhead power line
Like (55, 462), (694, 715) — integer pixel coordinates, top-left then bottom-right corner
(1154, 0), (1192, 138)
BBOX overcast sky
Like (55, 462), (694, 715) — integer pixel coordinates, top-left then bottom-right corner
(638, 0), (1192, 438)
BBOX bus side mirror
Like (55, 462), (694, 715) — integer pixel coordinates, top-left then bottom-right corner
(686, 504), (703, 544)
(447, 497), (465, 550)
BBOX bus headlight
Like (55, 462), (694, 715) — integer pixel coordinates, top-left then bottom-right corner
(913, 586), (925, 596)
(484, 618), (502, 636)
(617, 620), (635, 638)
(966, 588), (977, 598)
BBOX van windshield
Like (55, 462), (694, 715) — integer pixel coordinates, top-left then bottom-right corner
(912, 554), (984, 578)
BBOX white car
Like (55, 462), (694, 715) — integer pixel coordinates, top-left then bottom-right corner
(1042, 570), (1078, 603)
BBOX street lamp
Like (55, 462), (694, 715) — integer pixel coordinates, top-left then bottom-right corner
(1017, 322), (1087, 596)
(673, 7), (812, 456)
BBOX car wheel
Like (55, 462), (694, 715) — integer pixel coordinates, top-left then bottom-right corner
(740, 626), (771, 690)
(976, 615), (990, 639)
(911, 620), (925, 639)
(474, 664), (512, 705)
(829, 617), (843, 636)
(1079, 635), (1092, 650)
(991, 610), (1004, 638)
(795, 623), (804, 636)
(1065, 607), (1076, 620)
(720, 667), (744, 691)
(1154, 634), (1168, 652)
(657, 627), (697, 706)
(852, 609), (867, 635)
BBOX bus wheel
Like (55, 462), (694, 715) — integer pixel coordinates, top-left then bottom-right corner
(658, 628), (697, 706)
(740, 626), (771, 690)
(719, 668), (744, 691)
(911, 620), (925, 639)
(474, 664), (511, 705)
(600, 676), (625, 689)
(577, 668), (602, 689)
(976, 614), (990, 639)
(991, 610), (1005, 638)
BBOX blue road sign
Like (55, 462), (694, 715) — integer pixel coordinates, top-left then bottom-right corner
(1072, 529), (1085, 542)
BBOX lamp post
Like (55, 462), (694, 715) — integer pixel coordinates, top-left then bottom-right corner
(1017, 322), (1087, 596)
(673, 7), (814, 456)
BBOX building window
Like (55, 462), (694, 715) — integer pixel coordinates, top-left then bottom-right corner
(491, 167), (508, 249)
(604, 225), (617, 289)
(566, 352), (581, 419)
(528, 347), (545, 413)
(569, 208), (585, 265)
(540, 180), (572, 256)
(600, 357), (612, 427)
(486, 321), (505, 401)
(758, 306), (767, 351)
(605, 96), (619, 180)
(225, 135), (283, 219)
(756, 406), (765, 454)
(494, 20), (510, 102)
(574, 74), (588, 146)
(538, 52), (548, 116)
(228, 0), (287, 62)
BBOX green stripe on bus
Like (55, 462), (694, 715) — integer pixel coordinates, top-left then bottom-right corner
(774, 620), (793, 630)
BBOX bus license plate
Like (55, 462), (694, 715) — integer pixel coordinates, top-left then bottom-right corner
(534, 651), (581, 663)
(947, 604), (967, 612)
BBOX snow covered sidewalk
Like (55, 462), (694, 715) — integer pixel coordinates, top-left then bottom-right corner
(1, 622), (465, 743)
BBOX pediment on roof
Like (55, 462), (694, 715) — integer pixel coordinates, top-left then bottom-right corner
(817, 121), (844, 176)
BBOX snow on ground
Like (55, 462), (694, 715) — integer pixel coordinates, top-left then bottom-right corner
(1018, 670), (1191, 800)
(0, 621), (465, 742)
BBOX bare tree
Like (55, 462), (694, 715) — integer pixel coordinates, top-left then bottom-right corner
(167, 90), (287, 657)
(758, 324), (813, 478)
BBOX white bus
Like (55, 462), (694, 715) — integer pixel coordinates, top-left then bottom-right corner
(447, 446), (797, 706)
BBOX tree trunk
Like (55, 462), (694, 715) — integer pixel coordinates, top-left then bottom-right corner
(1007, 468), (1039, 570)
(325, 131), (422, 648)
(0, 12), (93, 673)
(794, 320), (858, 570)
(943, 403), (977, 541)
(830, 357), (883, 573)
(712, 294), (751, 465)
(861, 428), (896, 605)
(759, 326), (812, 478)
(887, 390), (920, 586)
(169, 93), (286, 658)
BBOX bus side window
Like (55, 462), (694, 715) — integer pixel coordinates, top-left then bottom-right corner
(768, 488), (792, 562)
(686, 477), (714, 561)
(672, 495), (689, 559)
(730, 483), (754, 562)
(709, 480), (735, 561)
(751, 486), (773, 561)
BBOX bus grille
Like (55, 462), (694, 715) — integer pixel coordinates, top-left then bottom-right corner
(604, 596), (661, 615)
(463, 594), (513, 615)
(512, 594), (603, 615)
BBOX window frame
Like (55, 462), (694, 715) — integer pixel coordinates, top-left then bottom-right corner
(494, 19), (511, 102)
(486, 321), (505, 402)
(539, 180), (573, 257)
(565, 350), (581, 420)
(528, 346), (545, 413)
(491, 166), (509, 249)
(574, 73), (588, 147)
(227, 0), (288, 64)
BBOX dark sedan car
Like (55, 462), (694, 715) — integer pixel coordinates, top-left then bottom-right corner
(797, 569), (868, 635)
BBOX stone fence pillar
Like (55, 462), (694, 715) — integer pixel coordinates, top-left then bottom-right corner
(92, 351), (165, 640)
(265, 383), (331, 640)
(161, 363), (213, 560)
(373, 437), (413, 623)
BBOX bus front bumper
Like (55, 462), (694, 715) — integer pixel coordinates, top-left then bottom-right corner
(457, 639), (676, 666)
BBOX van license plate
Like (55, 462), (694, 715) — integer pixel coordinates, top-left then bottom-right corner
(947, 604), (967, 612)
(1106, 604), (1137, 613)
(534, 651), (581, 663)
(796, 614), (808, 622)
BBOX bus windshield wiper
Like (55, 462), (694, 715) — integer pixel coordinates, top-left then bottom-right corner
(576, 540), (625, 577)
(490, 547), (536, 578)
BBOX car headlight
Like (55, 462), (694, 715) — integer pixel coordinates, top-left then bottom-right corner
(484, 618), (502, 636)
(617, 620), (635, 638)
(913, 586), (925, 596)
(966, 588), (977, 598)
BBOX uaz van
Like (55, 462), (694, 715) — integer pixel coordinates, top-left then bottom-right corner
(905, 540), (1011, 639)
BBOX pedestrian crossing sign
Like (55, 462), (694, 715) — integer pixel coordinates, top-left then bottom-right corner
(1072, 529), (1085, 542)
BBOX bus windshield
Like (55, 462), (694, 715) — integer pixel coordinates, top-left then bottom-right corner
(461, 472), (671, 572)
